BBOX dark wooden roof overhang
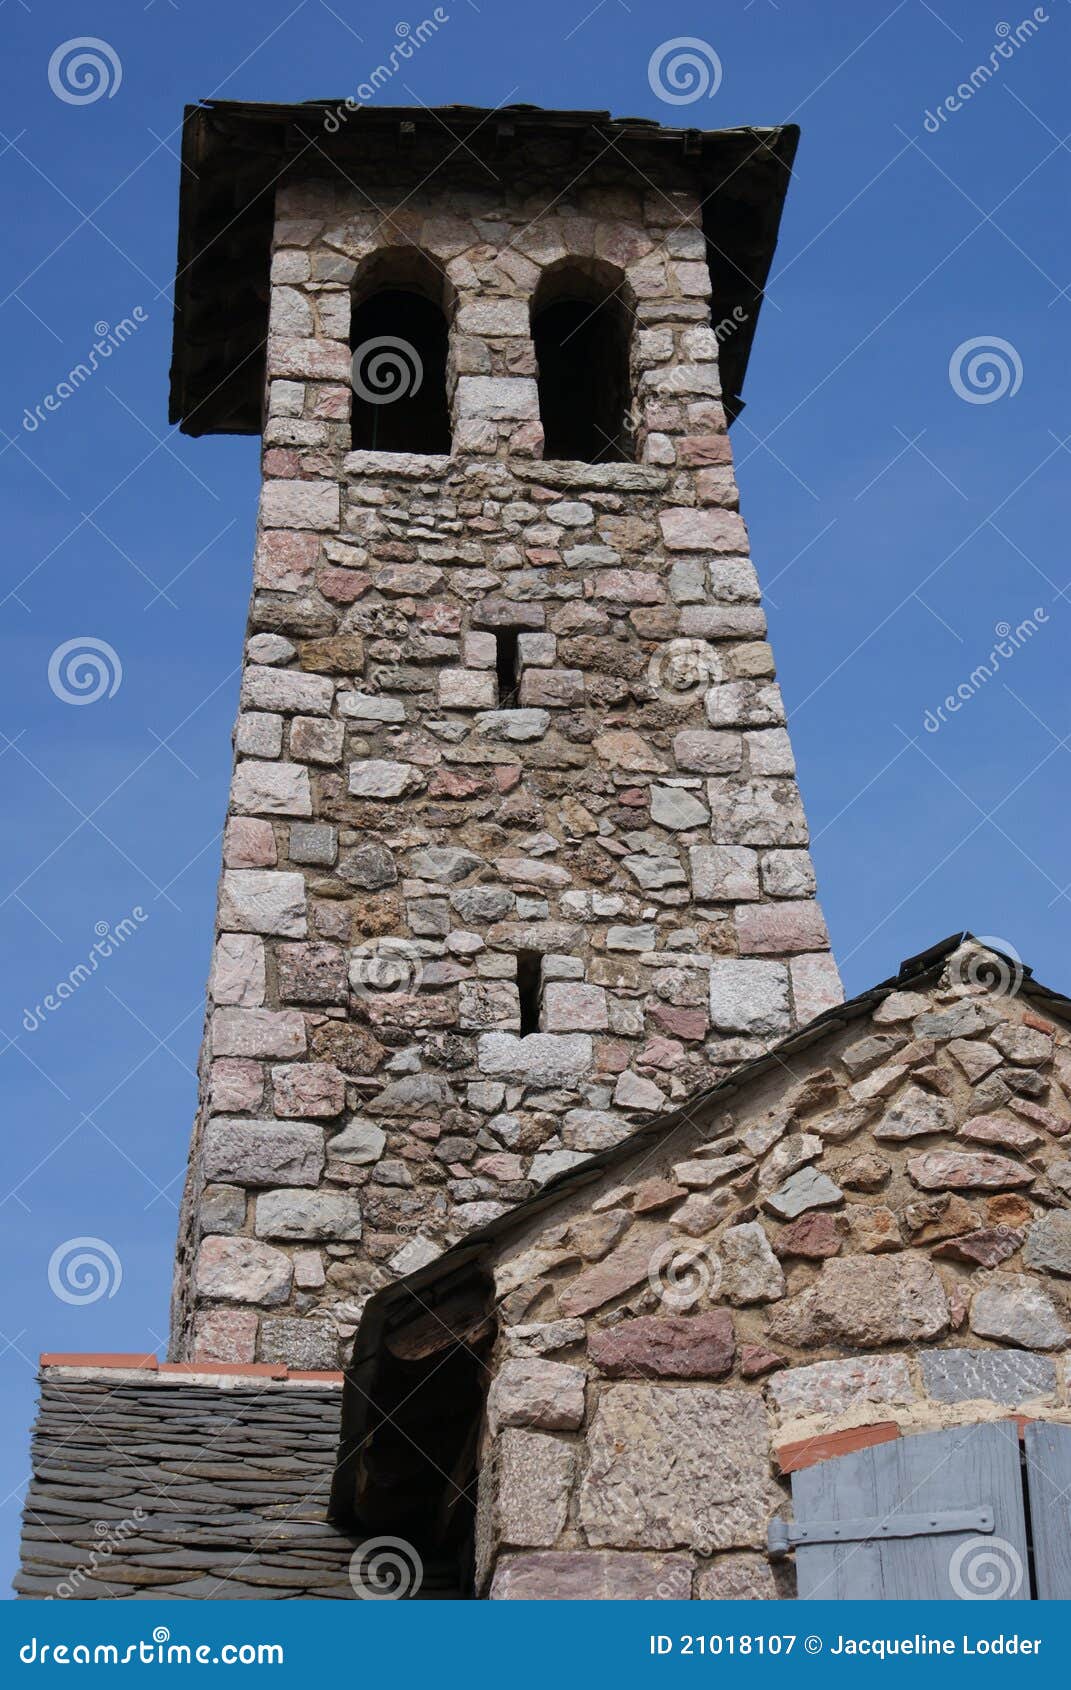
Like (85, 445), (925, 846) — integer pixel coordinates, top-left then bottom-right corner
(169, 101), (800, 436)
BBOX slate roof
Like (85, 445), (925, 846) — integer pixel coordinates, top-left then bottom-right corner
(169, 101), (798, 435)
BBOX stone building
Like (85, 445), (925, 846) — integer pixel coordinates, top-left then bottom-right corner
(165, 98), (835, 1374)
(17, 101), (1071, 1602)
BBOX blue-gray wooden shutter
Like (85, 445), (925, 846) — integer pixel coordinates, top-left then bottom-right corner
(1024, 1422), (1071, 1600)
(774, 1423), (1029, 1600)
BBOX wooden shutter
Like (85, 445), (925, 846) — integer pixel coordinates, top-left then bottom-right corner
(774, 1423), (1029, 1600)
(1024, 1422), (1071, 1600)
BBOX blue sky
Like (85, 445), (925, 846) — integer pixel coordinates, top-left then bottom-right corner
(1, 0), (1069, 1590)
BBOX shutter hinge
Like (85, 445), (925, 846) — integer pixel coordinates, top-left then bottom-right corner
(768, 1507), (993, 1558)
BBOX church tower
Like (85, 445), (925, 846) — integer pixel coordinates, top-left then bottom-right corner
(168, 100), (839, 1372)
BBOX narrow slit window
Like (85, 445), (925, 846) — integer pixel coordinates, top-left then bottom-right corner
(495, 629), (520, 706)
(516, 950), (542, 1037)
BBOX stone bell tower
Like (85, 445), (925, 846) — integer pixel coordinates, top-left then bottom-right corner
(168, 100), (840, 1372)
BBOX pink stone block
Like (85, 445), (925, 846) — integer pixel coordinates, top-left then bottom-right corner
(253, 529), (319, 592)
(272, 1060), (346, 1117)
(193, 1307), (258, 1364)
(210, 1058), (264, 1114)
(592, 570), (664, 604)
(658, 506), (748, 553)
(790, 952), (845, 1024)
(317, 564), (371, 604)
(211, 1008), (306, 1059)
(223, 817), (277, 869)
(267, 336), (351, 382)
(211, 934), (266, 1008)
(735, 901), (831, 956)
(677, 433), (733, 466)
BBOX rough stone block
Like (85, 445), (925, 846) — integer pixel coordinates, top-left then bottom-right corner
(290, 716), (345, 764)
(488, 1358), (586, 1432)
(258, 1316), (338, 1370)
(488, 1429), (575, 1548)
(558, 1231), (662, 1317)
(767, 1354), (916, 1419)
(210, 934), (266, 1008)
(768, 1254), (949, 1348)
(490, 1550), (694, 1600)
(192, 1306), (258, 1363)
(651, 786), (710, 830)
(588, 1312), (735, 1379)
(194, 1236), (292, 1305)
(253, 528), (319, 592)
(578, 1386), (773, 1552)
(790, 953), (843, 1022)
(254, 1188), (362, 1241)
(456, 376), (539, 419)
(735, 901), (829, 955)
(199, 1183), (247, 1234)
(260, 478), (339, 531)
(272, 1061), (345, 1117)
(210, 1058), (263, 1114)
(232, 760), (312, 817)
(706, 776), (805, 845)
(708, 959), (789, 1037)
(440, 669), (498, 710)
(211, 1008), (306, 1059)
(518, 668), (585, 708)
(719, 1222), (785, 1306)
(477, 1032), (593, 1087)
(219, 871), (307, 938)
(1023, 1211), (1071, 1277)
(202, 1118), (325, 1187)
(906, 1151), (1034, 1191)
(235, 711), (283, 758)
(695, 1554), (793, 1601)
(347, 759), (417, 799)
(288, 822), (337, 866)
(920, 1347), (1057, 1406)
(969, 1275), (1068, 1350)
(276, 942), (347, 1005)
(690, 845), (759, 902)
(542, 982), (609, 1032)
(223, 817), (277, 869)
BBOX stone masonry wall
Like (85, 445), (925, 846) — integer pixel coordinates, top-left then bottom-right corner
(172, 148), (840, 1371)
(17, 1364), (357, 1599)
(475, 944), (1071, 1597)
